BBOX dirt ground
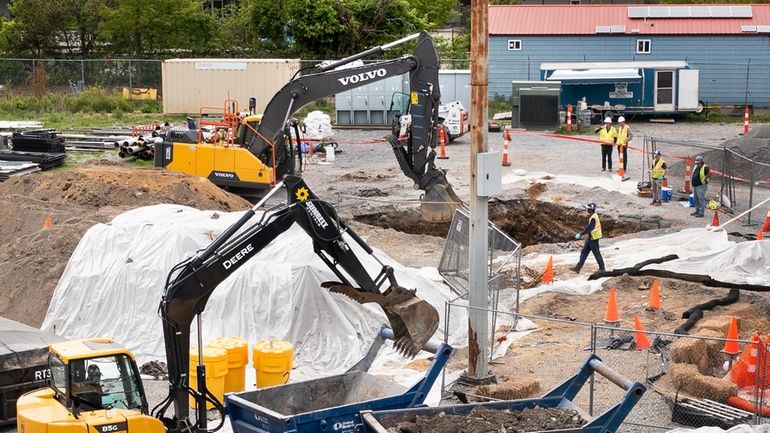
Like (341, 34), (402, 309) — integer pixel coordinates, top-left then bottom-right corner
(0, 161), (249, 326)
(382, 406), (585, 433)
(1, 120), (768, 433)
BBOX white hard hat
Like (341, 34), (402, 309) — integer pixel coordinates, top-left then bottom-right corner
(604, 117), (612, 123)
(618, 116), (625, 123)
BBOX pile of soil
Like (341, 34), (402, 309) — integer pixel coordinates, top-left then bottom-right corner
(0, 161), (250, 327)
(384, 406), (584, 433)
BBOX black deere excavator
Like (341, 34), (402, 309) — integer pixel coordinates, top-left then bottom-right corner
(156, 31), (461, 223)
(152, 176), (440, 432)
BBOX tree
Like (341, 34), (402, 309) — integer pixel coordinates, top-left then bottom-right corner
(408, 0), (460, 29)
(5, 0), (68, 55)
(59, 0), (110, 57)
(101, 0), (215, 56)
(285, 0), (425, 58)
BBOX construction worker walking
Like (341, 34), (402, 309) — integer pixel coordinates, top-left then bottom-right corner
(595, 117), (617, 172)
(649, 150), (667, 206)
(616, 116), (632, 176)
(691, 155), (711, 218)
(571, 202), (606, 274)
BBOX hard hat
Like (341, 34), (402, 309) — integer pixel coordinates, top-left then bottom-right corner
(604, 117), (612, 124)
(585, 202), (597, 210)
(618, 116), (625, 123)
(695, 155), (704, 163)
(654, 150), (662, 156)
(707, 199), (719, 210)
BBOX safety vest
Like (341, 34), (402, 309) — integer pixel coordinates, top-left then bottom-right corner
(617, 125), (630, 145)
(651, 158), (666, 180)
(590, 213), (603, 240)
(598, 127), (616, 145)
(693, 164), (709, 185)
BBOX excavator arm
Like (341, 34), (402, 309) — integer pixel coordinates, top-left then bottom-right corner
(153, 176), (439, 432)
(248, 31), (461, 222)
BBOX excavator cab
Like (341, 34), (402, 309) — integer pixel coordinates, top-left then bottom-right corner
(17, 339), (164, 433)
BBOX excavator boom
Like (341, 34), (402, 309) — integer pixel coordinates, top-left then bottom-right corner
(154, 177), (439, 431)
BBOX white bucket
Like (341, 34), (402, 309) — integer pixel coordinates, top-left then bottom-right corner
(325, 144), (335, 162)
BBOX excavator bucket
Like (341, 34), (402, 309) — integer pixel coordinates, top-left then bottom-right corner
(324, 283), (439, 357)
(421, 183), (462, 223)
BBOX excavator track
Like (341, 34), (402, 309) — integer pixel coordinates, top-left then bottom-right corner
(323, 282), (439, 357)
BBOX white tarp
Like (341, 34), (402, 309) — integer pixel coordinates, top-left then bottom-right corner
(42, 204), (467, 381)
(502, 170), (639, 195)
(515, 228), (737, 303)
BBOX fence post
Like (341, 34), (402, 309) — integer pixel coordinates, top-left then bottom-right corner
(748, 161), (755, 223)
(80, 59), (85, 88)
(589, 324), (596, 416)
(128, 60), (133, 90)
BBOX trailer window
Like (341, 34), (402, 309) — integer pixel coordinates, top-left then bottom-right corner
(636, 39), (651, 54)
(508, 40), (522, 51)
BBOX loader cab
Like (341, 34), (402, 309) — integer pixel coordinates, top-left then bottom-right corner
(236, 114), (263, 148)
(48, 339), (148, 414)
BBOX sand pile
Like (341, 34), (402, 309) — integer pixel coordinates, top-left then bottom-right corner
(0, 161), (250, 326)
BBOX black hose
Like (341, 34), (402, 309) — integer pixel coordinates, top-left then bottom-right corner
(675, 288), (740, 335)
(587, 255), (680, 279)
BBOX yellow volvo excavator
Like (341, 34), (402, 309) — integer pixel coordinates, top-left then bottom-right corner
(17, 176), (439, 433)
(155, 31), (461, 222)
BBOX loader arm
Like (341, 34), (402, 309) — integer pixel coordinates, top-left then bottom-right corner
(154, 176), (439, 432)
(249, 31), (460, 222)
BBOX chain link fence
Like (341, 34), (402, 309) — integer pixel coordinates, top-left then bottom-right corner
(0, 58), (162, 95)
(442, 305), (769, 432)
(642, 135), (770, 229)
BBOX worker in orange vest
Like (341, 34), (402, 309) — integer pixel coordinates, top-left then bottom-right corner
(595, 117), (617, 172)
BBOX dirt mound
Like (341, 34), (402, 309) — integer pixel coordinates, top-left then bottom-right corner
(0, 162), (250, 327)
(0, 160), (250, 211)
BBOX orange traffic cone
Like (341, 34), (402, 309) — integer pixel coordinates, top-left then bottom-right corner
(540, 256), (554, 284)
(729, 331), (761, 388)
(633, 316), (652, 350)
(437, 127), (448, 160)
(758, 229), (764, 241)
(722, 316), (740, 356)
(42, 214), (53, 229)
(501, 129), (511, 167)
(762, 208), (770, 233)
(710, 210), (720, 227)
(647, 279), (661, 310)
(604, 287), (620, 325)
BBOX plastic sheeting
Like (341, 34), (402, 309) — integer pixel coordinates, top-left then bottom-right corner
(502, 170), (639, 195)
(0, 316), (64, 375)
(516, 228), (736, 303)
(42, 205), (467, 381)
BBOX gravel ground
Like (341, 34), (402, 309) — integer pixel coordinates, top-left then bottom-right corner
(3, 120), (765, 433)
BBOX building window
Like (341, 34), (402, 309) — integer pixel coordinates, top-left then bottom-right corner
(508, 40), (522, 51)
(636, 39), (651, 54)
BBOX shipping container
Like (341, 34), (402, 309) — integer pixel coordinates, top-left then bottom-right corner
(161, 59), (301, 115)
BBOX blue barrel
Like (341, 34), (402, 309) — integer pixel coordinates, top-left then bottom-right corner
(661, 187), (672, 202)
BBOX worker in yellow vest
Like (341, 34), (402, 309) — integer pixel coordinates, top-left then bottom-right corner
(691, 155), (711, 218)
(571, 202), (606, 274)
(616, 116), (633, 176)
(595, 117), (617, 172)
(649, 150), (667, 206)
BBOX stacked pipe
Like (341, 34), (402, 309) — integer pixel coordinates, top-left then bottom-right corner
(118, 136), (160, 160)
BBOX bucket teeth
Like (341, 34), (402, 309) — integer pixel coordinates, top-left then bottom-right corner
(324, 282), (438, 357)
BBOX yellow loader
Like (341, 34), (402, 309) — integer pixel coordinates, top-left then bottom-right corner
(16, 338), (163, 433)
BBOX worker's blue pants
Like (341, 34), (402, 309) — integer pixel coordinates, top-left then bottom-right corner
(576, 238), (605, 272)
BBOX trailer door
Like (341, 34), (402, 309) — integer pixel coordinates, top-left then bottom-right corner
(654, 70), (675, 112)
(677, 69), (700, 111)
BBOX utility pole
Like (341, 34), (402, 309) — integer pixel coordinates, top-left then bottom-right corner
(465, 0), (495, 383)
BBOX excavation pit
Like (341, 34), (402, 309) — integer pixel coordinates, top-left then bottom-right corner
(354, 199), (668, 247)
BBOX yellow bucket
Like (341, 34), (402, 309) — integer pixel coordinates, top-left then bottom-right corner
(189, 346), (228, 410)
(208, 337), (249, 393)
(252, 340), (294, 388)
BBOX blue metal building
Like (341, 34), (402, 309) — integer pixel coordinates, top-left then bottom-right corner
(489, 4), (770, 108)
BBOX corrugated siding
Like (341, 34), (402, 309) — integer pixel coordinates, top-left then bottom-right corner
(489, 35), (770, 106)
(161, 59), (301, 115)
(489, 4), (770, 35)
